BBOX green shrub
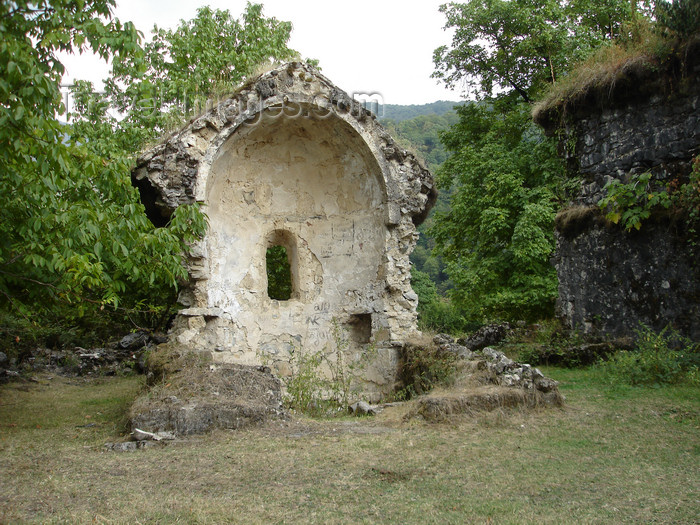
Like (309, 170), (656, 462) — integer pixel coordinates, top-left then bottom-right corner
(416, 297), (480, 335)
(284, 345), (329, 415)
(519, 341), (617, 368)
(511, 320), (618, 368)
(412, 269), (463, 334)
(598, 172), (672, 231)
(599, 325), (700, 386)
(0, 310), (130, 362)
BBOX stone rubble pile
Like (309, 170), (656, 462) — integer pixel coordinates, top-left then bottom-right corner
(457, 323), (512, 351)
(0, 331), (166, 380)
(433, 333), (561, 402)
(105, 427), (178, 452)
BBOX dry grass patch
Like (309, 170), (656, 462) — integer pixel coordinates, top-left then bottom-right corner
(1, 368), (698, 524)
(402, 360), (563, 423)
(533, 42), (660, 125)
(532, 27), (700, 128)
(555, 205), (602, 239)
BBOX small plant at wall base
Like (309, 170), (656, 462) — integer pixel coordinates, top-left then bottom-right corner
(266, 319), (377, 416)
(284, 344), (327, 415)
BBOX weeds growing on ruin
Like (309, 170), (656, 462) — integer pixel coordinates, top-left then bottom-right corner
(395, 335), (458, 400)
(265, 319), (377, 416)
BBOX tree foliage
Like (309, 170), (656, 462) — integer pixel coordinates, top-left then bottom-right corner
(382, 112), (460, 168)
(433, 0), (645, 102)
(434, 0), (570, 102)
(71, 3), (298, 154)
(431, 102), (563, 321)
(378, 101), (460, 122)
(0, 1), (296, 346)
(430, 0), (647, 323)
(655, 0), (700, 38)
(0, 1), (202, 323)
(266, 246), (293, 301)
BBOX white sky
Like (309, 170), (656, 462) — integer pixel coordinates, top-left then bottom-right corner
(59, 0), (461, 106)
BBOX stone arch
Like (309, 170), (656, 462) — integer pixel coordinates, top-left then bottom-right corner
(203, 105), (387, 313)
(131, 62), (437, 397)
(194, 99), (394, 223)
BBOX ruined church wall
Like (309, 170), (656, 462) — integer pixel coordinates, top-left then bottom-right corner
(132, 63), (436, 397)
(543, 66), (700, 340)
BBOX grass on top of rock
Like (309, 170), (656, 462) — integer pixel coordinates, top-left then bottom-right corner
(533, 18), (700, 126)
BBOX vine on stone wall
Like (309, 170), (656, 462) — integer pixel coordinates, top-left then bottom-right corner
(671, 155), (700, 251)
(598, 156), (700, 238)
(598, 172), (672, 230)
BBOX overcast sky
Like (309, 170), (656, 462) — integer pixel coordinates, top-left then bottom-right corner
(59, 0), (462, 106)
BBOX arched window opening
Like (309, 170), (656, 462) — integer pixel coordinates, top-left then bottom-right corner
(266, 245), (292, 300)
(265, 229), (298, 301)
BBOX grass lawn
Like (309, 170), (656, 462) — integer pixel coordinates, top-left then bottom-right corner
(0, 368), (698, 524)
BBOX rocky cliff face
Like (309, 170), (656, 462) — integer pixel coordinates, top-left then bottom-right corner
(537, 53), (700, 341)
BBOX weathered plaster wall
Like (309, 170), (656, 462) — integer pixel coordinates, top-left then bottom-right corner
(539, 60), (700, 340)
(132, 63), (436, 397)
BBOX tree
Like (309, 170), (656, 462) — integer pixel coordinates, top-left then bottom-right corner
(432, 101), (562, 321)
(655, 0), (700, 38)
(434, 0), (572, 102)
(382, 112), (460, 168)
(266, 246), (293, 300)
(0, 0), (204, 328)
(65, 3), (299, 329)
(0, 1), (296, 348)
(433, 0), (641, 103)
(72, 3), (298, 151)
(431, 0), (644, 322)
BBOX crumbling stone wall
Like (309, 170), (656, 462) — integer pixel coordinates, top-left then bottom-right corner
(132, 63), (436, 398)
(537, 61), (700, 340)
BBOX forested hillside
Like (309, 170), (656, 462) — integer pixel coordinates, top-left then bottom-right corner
(376, 101), (460, 122)
(376, 107), (456, 321)
(381, 112), (459, 169)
